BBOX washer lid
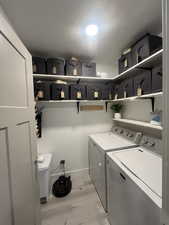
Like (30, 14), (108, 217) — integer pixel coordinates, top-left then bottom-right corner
(38, 153), (52, 171)
(114, 148), (162, 198)
(89, 132), (137, 151)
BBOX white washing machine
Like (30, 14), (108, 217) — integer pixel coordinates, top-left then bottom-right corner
(88, 126), (142, 211)
(106, 135), (162, 225)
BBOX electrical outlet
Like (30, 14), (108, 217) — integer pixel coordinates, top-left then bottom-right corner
(60, 160), (65, 165)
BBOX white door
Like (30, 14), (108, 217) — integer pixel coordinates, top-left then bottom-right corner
(0, 6), (40, 225)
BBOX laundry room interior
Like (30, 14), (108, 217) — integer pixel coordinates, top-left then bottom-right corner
(1, 0), (169, 225)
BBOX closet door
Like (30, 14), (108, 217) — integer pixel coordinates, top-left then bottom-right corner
(0, 6), (40, 225)
(163, 0), (169, 224)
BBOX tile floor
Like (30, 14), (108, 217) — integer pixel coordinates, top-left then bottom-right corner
(41, 174), (110, 225)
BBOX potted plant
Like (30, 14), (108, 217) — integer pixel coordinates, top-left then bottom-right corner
(111, 103), (123, 119)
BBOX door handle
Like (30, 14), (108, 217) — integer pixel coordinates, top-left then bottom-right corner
(98, 162), (102, 167)
(34, 159), (39, 165)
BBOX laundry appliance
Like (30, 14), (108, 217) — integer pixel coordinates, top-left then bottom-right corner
(106, 135), (162, 225)
(88, 126), (142, 211)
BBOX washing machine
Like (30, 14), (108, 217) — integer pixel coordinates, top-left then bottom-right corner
(88, 126), (142, 211)
(106, 135), (162, 225)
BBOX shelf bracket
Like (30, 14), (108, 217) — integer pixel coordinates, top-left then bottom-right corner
(139, 96), (155, 112)
(105, 101), (109, 112)
(150, 97), (155, 112)
(76, 78), (81, 84)
(77, 101), (80, 113)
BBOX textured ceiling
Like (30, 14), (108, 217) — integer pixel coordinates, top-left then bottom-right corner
(0, 0), (162, 72)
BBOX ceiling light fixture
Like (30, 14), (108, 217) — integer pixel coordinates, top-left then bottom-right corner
(85, 24), (98, 36)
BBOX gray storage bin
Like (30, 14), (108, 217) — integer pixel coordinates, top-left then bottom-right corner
(86, 85), (102, 100)
(82, 62), (96, 77)
(108, 85), (115, 100)
(132, 34), (162, 65)
(51, 83), (69, 100)
(66, 57), (81, 76)
(34, 81), (50, 100)
(101, 86), (109, 100)
(114, 82), (123, 99)
(47, 58), (65, 75)
(133, 71), (151, 96)
(152, 65), (162, 93)
(32, 57), (46, 74)
(70, 84), (86, 100)
(118, 52), (133, 74)
(122, 78), (134, 98)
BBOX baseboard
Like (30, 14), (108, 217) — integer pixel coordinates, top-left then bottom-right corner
(50, 167), (89, 178)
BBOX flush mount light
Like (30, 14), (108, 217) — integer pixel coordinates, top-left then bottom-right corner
(85, 24), (98, 36)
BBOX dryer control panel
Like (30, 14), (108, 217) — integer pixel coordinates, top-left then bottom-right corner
(140, 135), (162, 155)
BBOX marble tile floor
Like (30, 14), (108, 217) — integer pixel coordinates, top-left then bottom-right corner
(41, 175), (110, 225)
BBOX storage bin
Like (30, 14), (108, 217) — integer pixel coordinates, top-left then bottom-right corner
(70, 84), (86, 100)
(47, 58), (65, 75)
(109, 85), (114, 100)
(86, 85), (102, 100)
(122, 78), (134, 98)
(34, 81), (50, 101)
(81, 62), (96, 77)
(102, 84), (115, 100)
(114, 84), (119, 100)
(133, 70), (151, 96)
(51, 83), (69, 100)
(108, 85), (115, 100)
(66, 57), (81, 76)
(101, 86), (109, 100)
(118, 51), (133, 74)
(114, 82), (123, 99)
(32, 57), (46, 74)
(132, 34), (162, 65)
(152, 65), (162, 93)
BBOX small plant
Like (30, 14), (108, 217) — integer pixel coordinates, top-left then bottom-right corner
(111, 103), (123, 113)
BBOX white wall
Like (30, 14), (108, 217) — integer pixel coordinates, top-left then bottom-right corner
(37, 102), (112, 174)
(122, 96), (162, 122)
(96, 63), (118, 78)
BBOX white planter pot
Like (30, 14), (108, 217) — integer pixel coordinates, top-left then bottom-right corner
(114, 113), (121, 119)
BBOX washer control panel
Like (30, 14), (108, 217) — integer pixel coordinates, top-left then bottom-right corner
(140, 135), (162, 155)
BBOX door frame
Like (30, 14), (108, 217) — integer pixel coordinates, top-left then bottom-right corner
(162, 0), (169, 224)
